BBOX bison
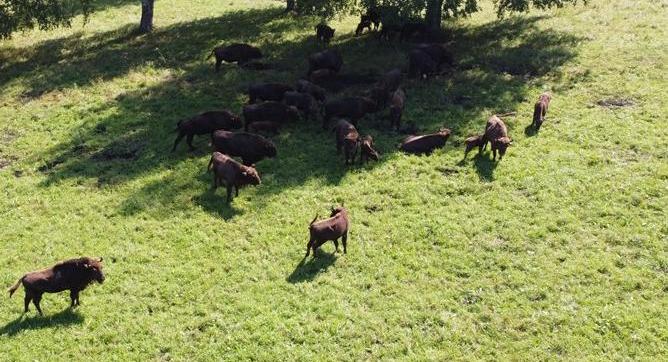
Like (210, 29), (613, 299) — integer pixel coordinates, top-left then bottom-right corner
(305, 207), (350, 257)
(355, 10), (380, 35)
(389, 88), (406, 129)
(8, 257), (105, 315)
(400, 22), (428, 41)
(208, 43), (262, 72)
(408, 50), (438, 79)
(413, 43), (454, 69)
(400, 128), (451, 155)
(481, 115), (512, 160)
(284, 91), (319, 120)
(379, 24), (401, 41)
(211, 130), (277, 166)
(247, 83), (294, 103)
(248, 121), (282, 135)
(334, 119), (360, 165)
(532, 92), (552, 131)
(359, 135), (380, 164)
(323, 96), (377, 129)
(208, 152), (261, 202)
(307, 49), (343, 76)
(243, 101), (300, 131)
(172, 110), (242, 152)
(316, 24), (335, 44)
(463, 134), (484, 159)
(295, 79), (327, 102)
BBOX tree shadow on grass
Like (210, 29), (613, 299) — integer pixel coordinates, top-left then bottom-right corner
(15, 8), (584, 216)
(286, 253), (337, 283)
(0, 308), (84, 337)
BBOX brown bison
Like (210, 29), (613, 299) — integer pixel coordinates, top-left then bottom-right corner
(400, 128), (451, 155)
(211, 130), (277, 166)
(172, 110), (243, 152)
(323, 96), (377, 129)
(247, 83), (294, 103)
(463, 134), (484, 159)
(208, 43), (263, 72)
(316, 24), (335, 44)
(8, 257), (105, 315)
(355, 10), (381, 35)
(284, 91), (319, 120)
(359, 135), (380, 164)
(295, 79), (327, 102)
(307, 49), (343, 76)
(408, 50), (438, 79)
(413, 43), (454, 69)
(248, 121), (282, 135)
(532, 92), (552, 131)
(481, 115), (512, 160)
(243, 101), (300, 131)
(334, 119), (360, 165)
(378, 68), (403, 94)
(208, 152), (261, 203)
(389, 88), (406, 129)
(305, 207), (350, 257)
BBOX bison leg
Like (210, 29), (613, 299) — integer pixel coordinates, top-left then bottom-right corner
(333, 238), (340, 253)
(226, 185), (233, 203)
(70, 290), (80, 307)
(235, 186), (239, 197)
(33, 294), (43, 316)
(492, 147), (497, 161)
(172, 132), (185, 152)
(305, 238), (314, 257)
(342, 232), (348, 254)
(212, 173), (218, 190)
(186, 134), (195, 151)
(215, 58), (223, 72)
(24, 293), (31, 313)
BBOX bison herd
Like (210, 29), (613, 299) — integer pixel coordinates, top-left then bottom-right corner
(7, 13), (554, 315)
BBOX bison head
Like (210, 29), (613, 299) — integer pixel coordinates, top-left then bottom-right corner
(494, 137), (512, 158)
(330, 206), (346, 217)
(85, 257), (105, 284)
(241, 167), (261, 186)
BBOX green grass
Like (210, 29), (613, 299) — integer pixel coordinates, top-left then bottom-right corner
(1, 0), (666, 359)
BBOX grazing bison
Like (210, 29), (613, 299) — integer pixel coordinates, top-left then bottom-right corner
(8, 257), (105, 315)
(211, 130), (277, 166)
(247, 83), (293, 103)
(296, 79), (326, 102)
(323, 96), (377, 129)
(316, 24), (335, 44)
(334, 119), (360, 165)
(463, 135), (484, 159)
(414, 43), (454, 69)
(284, 91), (318, 120)
(482, 115), (512, 160)
(359, 135), (380, 164)
(400, 22), (428, 41)
(243, 101), (300, 131)
(172, 110), (243, 152)
(400, 128), (451, 155)
(307, 49), (343, 76)
(208, 152), (261, 202)
(305, 207), (350, 257)
(208, 43), (262, 72)
(248, 121), (282, 135)
(389, 88), (406, 129)
(408, 50), (438, 79)
(532, 92), (552, 131)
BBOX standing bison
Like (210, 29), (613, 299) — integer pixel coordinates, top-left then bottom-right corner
(208, 152), (261, 203)
(208, 43), (263, 72)
(481, 115), (512, 160)
(305, 207), (350, 257)
(323, 96), (377, 129)
(211, 130), (277, 166)
(243, 101), (300, 131)
(408, 50), (438, 79)
(172, 110), (242, 152)
(247, 83), (293, 103)
(316, 24), (336, 44)
(532, 92), (552, 131)
(334, 119), (360, 165)
(8, 257), (105, 315)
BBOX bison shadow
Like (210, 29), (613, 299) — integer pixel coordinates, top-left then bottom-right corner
(0, 308), (84, 337)
(472, 152), (499, 182)
(286, 252), (337, 283)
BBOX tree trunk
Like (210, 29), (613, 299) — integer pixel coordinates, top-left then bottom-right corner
(139, 0), (154, 33)
(425, 0), (443, 33)
(286, 0), (296, 12)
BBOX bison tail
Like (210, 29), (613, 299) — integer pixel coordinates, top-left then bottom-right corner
(309, 214), (319, 227)
(207, 156), (214, 173)
(8, 277), (22, 298)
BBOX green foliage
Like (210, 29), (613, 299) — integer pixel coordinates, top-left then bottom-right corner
(0, 0), (91, 39)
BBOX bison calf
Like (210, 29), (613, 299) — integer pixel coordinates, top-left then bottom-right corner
(316, 24), (335, 44)
(389, 88), (406, 129)
(208, 43), (263, 72)
(400, 128), (451, 155)
(463, 134), (484, 159)
(481, 115), (512, 160)
(172, 110), (242, 152)
(243, 101), (300, 131)
(212, 130), (277, 166)
(532, 92), (552, 131)
(8, 257), (105, 315)
(208, 152), (261, 203)
(334, 119), (360, 165)
(359, 135), (380, 164)
(306, 207), (350, 257)
(247, 83), (293, 103)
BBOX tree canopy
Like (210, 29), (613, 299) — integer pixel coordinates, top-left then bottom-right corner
(0, 0), (92, 39)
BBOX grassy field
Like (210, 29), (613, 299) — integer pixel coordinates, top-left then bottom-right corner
(1, 0), (666, 359)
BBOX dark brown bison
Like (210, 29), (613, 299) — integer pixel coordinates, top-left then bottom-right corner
(8, 257), (105, 315)
(305, 207), (350, 257)
(211, 130), (277, 166)
(400, 22), (428, 41)
(295, 79), (327, 102)
(208, 43), (263, 72)
(389, 88), (406, 129)
(359, 135), (380, 164)
(284, 91), (318, 120)
(247, 83), (294, 103)
(208, 152), (261, 203)
(243, 101), (300, 131)
(408, 50), (438, 79)
(413, 43), (454, 69)
(378, 68), (402, 93)
(532, 92), (552, 131)
(316, 24), (335, 44)
(400, 128), (451, 155)
(307, 49), (343, 76)
(481, 115), (512, 160)
(379, 24), (401, 41)
(172, 110), (243, 152)
(308, 69), (337, 85)
(463, 134), (484, 159)
(323, 96), (377, 129)
(334, 119), (360, 165)
(355, 10), (380, 35)
(248, 121), (282, 135)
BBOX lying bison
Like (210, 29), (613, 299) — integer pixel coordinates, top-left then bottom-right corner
(172, 110), (242, 152)
(400, 128), (451, 155)
(8, 257), (105, 315)
(284, 91), (319, 120)
(323, 96), (377, 129)
(389, 88), (406, 129)
(211, 130), (277, 166)
(482, 115), (512, 160)
(247, 83), (293, 103)
(532, 92), (552, 131)
(208, 152), (261, 203)
(243, 101), (300, 131)
(408, 49), (438, 79)
(307, 49), (343, 76)
(359, 135), (380, 164)
(334, 119), (360, 165)
(305, 206), (350, 257)
(295, 79), (326, 102)
(316, 24), (335, 44)
(208, 43), (262, 72)
(414, 43), (454, 69)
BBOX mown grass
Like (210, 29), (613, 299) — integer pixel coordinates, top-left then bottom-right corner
(1, 0), (666, 359)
